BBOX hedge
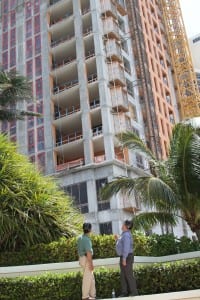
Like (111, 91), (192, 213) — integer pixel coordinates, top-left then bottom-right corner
(0, 233), (199, 267)
(0, 259), (199, 299)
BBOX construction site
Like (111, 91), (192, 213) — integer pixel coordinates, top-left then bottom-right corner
(0, 0), (199, 235)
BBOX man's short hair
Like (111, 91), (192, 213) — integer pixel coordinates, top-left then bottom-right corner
(83, 222), (92, 233)
(124, 220), (133, 230)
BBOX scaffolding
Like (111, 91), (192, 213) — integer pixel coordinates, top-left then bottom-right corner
(161, 0), (200, 119)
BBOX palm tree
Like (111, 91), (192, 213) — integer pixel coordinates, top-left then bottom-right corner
(0, 134), (83, 251)
(0, 70), (40, 121)
(100, 123), (200, 241)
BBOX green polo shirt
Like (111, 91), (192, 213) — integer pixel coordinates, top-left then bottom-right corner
(77, 234), (93, 257)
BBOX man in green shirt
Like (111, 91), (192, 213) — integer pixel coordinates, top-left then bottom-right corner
(77, 223), (96, 300)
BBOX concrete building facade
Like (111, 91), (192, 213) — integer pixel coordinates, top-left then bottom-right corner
(0, 0), (186, 236)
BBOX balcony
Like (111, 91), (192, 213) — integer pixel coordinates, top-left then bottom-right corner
(54, 106), (80, 120)
(85, 49), (95, 60)
(49, 12), (73, 27)
(51, 34), (74, 48)
(56, 158), (84, 171)
(110, 87), (128, 112)
(53, 79), (79, 95)
(108, 62), (125, 86)
(52, 56), (76, 70)
(90, 99), (100, 109)
(92, 125), (103, 137)
(83, 26), (93, 37)
(88, 73), (98, 84)
(105, 39), (122, 62)
(103, 17), (120, 40)
(56, 131), (83, 147)
(94, 154), (106, 163)
(101, 0), (117, 19)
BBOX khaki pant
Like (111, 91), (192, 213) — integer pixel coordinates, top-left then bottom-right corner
(79, 256), (96, 299)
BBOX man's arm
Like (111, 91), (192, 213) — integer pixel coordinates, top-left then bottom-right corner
(86, 251), (94, 271)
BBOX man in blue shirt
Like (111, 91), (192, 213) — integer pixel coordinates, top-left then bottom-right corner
(115, 220), (138, 297)
(77, 223), (96, 300)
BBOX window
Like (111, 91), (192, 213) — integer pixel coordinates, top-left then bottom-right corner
(35, 56), (42, 76)
(27, 104), (34, 128)
(28, 130), (35, 154)
(26, 60), (33, 79)
(37, 152), (45, 169)
(34, 15), (40, 34)
(2, 14), (8, 32)
(29, 155), (35, 163)
(36, 101), (43, 125)
(10, 0), (16, 10)
(10, 28), (16, 47)
(96, 178), (110, 211)
(126, 79), (134, 98)
(10, 120), (16, 136)
(2, 51), (8, 69)
(35, 35), (41, 54)
(26, 39), (32, 58)
(2, 1), (9, 13)
(1, 121), (8, 132)
(37, 126), (44, 151)
(123, 57), (131, 75)
(2, 32), (8, 51)
(35, 78), (43, 99)
(10, 11), (16, 27)
(10, 48), (16, 67)
(34, 0), (40, 14)
(99, 222), (112, 235)
(25, 2), (32, 19)
(26, 19), (32, 38)
(64, 182), (88, 213)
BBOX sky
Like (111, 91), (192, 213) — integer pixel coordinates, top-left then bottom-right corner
(179, 0), (200, 38)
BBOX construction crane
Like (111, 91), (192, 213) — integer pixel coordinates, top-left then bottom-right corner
(161, 0), (200, 119)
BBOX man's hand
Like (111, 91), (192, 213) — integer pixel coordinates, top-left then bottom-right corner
(114, 234), (119, 241)
(86, 251), (94, 271)
(122, 258), (126, 266)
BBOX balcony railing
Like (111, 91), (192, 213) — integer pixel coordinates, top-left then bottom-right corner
(92, 125), (103, 137)
(52, 57), (76, 70)
(90, 99), (100, 109)
(103, 17), (120, 40)
(51, 34), (74, 48)
(56, 131), (83, 146)
(83, 26), (93, 37)
(88, 73), (98, 83)
(54, 106), (80, 120)
(101, 0), (117, 18)
(56, 158), (84, 171)
(53, 79), (79, 94)
(50, 12), (73, 26)
(85, 49), (95, 59)
(82, 7), (90, 15)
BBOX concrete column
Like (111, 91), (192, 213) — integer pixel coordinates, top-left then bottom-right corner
(90, 0), (115, 161)
(87, 179), (98, 212)
(73, 0), (94, 165)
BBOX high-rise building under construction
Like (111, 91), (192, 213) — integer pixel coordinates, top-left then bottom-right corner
(0, 0), (197, 235)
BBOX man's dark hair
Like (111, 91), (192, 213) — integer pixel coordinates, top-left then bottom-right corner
(83, 222), (92, 233)
(124, 220), (133, 230)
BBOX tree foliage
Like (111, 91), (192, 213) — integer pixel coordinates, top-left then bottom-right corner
(0, 70), (40, 120)
(101, 123), (200, 240)
(0, 134), (82, 251)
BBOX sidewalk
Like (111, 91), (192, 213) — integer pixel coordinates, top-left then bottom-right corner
(101, 289), (200, 300)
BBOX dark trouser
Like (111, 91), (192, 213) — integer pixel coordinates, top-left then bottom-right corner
(120, 253), (138, 296)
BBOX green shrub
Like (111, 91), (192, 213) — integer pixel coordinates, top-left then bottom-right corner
(0, 233), (199, 267)
(0, 259), (199, 299)
(147, 234), (179, 256)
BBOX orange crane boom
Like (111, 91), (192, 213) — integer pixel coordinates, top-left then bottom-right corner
(161, 0), (200, 119)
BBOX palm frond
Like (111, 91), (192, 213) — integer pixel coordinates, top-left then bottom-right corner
(133, 211), (178, 231)
(100, 176), (141, 200)
(116, 131), (156, 160)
